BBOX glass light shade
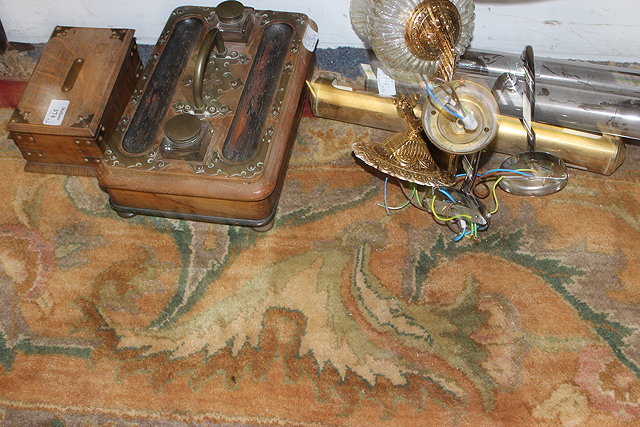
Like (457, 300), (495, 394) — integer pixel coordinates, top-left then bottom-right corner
(350, 0), (372, 42)
(350, 0), (475, 83)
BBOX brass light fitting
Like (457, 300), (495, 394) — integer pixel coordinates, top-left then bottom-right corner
(352, 95), (456, 187)
(308, 77), (626, 176)
(404, 0), (462, 80)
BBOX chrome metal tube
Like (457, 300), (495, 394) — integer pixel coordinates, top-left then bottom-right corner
(459, 50), (640, 97)
(371, 49), (640, 140)
(465, 75), (640, 140)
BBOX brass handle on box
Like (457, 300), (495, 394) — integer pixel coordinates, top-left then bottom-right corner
(62, 57), (84, 92)
(193, 28), (227, 112)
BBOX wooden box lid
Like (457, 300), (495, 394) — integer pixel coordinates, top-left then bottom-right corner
(7, 27), (135, 138)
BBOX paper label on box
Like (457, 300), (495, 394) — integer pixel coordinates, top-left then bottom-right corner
(43, 99), (70, 126)
(302, 26), (319, 52)
(376, 68), (396, 97)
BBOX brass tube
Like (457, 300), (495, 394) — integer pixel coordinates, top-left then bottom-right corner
(488, 116), (625, 176)
(308, 77), (625, 175)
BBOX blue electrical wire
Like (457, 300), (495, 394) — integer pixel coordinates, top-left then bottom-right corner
(423, 81), (465, 120)
(481, 168), (535, 177)
(453, 225), (468, 242)
(383, 177), (391, 216)
(438, 188), (457, 203)
(455, 168), (535, 178)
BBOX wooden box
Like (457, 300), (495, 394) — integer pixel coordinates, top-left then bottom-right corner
(98, 2), (317, 229)
(7, 27), (142, 176)
(0, 19), (7, 54)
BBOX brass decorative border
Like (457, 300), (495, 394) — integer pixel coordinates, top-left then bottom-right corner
(103, 147), (171, 171)
(189, 125), (275, 178)
(174, 51), (247, 116)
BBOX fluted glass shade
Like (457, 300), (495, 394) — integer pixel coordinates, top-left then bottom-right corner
(351, 0), (475, 83)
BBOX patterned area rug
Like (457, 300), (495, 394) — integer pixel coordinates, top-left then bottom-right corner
(1, 47), (640, 426)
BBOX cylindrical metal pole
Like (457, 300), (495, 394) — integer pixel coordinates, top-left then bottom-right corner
(371, 50), (640, 140)
(458, 50), (640, 97)
(308, 77), (626, 175)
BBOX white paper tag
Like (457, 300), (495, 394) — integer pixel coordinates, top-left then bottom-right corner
(43, 99), (70, 126)
(302, 26), (319, 52)
(361, 63), (376, 81)
(376, 68), (396, 97)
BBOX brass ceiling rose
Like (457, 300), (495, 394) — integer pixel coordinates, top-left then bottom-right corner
(404, 0), (462, 61)
(422, 80), (499, 154)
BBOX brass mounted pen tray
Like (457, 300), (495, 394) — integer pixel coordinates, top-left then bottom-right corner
(98, 1), (317, 229)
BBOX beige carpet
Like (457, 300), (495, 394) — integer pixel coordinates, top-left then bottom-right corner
(1, 47), (640, 426)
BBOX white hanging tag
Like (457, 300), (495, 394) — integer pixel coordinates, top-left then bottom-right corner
(376, 68), (396, 97)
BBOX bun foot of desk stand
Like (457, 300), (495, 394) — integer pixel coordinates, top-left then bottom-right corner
(252, 217), (275, 232)
(116, 210), (137, 219)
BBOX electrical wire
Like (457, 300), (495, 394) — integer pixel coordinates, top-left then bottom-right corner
(438, 187), (457, 203)
(378, 200), (411, 211)
(398, 180), (430, 212)
(489, 176), (505, 215)
(453, 224), (467, 242)
(377, 167), (541, 242)
(380, 177), (413, 214)
(422, 80), (465, 120)
(485, 168), (537, 215)
(433, 77), (466, 114)
(456, 168), (535, 178)
(472, 180), (491, 199)
(429, 196), (475, 222)
(382, 177), (391, 216)
(413, 187), (424, 208)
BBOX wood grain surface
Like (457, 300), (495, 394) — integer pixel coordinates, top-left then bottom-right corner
(98, 11), (317, 226)
(7, 27), (140, 175)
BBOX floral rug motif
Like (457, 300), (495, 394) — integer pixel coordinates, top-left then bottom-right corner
(1, 48), (640, 426)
